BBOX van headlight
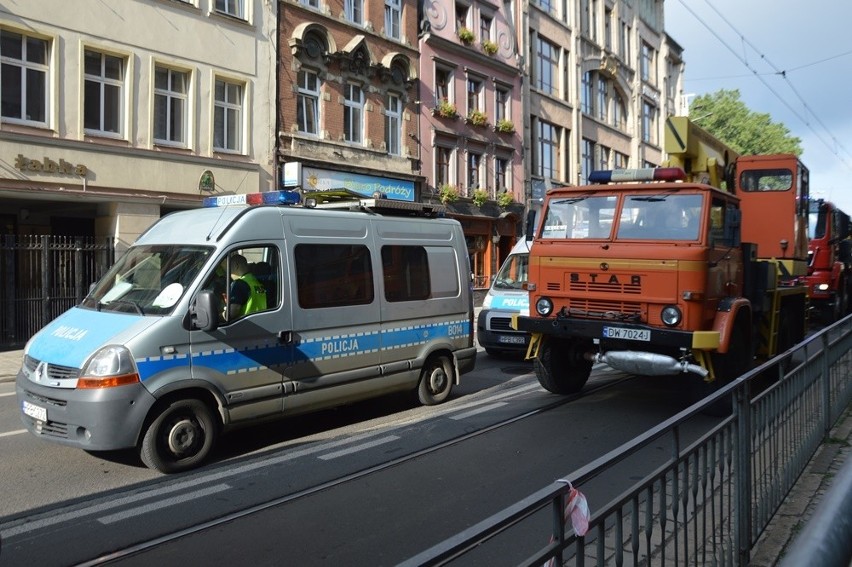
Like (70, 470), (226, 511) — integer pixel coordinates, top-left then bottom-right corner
(78, 346), (140, 389)
(661, 305), (682, 327)
(536, 297), (554, 316)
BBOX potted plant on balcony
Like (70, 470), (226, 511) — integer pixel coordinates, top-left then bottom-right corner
(495, 118), (515, 134)
(497, 190), (514, 208)
(434, 99), (458, 119)
(458, 27), (475, 44)
(472, 189), (489, 207)
(439, 184), (459, 204)
(467, 109), (487, 127)
(481, 39), (498, 55)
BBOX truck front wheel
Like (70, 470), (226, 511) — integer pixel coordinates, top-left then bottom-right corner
(535, 338), (592, 395)
(140, 398), (218, 473)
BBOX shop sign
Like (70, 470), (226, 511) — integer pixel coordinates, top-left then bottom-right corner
(15, 154), (88, 176)
(301, 166), (415, 202)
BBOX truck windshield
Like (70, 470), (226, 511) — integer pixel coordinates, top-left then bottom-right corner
(540, 195), (617, 240)
(493, 252), (529, 290)
(616, 194), (703, 241)
(81, 245), (213, 315)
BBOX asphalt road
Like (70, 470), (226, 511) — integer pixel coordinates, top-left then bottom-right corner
(0, 353), (718, 566)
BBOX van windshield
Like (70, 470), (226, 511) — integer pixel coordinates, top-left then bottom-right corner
(493, 252), (529, 290)
(81, 245), (213, 315)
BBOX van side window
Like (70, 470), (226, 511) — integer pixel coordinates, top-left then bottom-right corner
(202, 245), (280, 323)
(295, 244), (374, 308)
(381, 245), (431, 302)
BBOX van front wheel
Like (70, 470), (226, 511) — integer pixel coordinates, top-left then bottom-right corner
(417, 355), (454, 406)
(140, 398), (218, 473)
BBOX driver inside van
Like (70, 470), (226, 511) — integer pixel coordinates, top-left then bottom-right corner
(226, 253), (267, 320)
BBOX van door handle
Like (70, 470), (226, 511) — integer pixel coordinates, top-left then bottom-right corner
(278, 331), (293, 344)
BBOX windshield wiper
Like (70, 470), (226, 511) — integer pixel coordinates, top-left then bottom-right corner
(102, 299), (145, 315)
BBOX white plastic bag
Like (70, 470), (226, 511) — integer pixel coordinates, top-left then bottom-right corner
(544, 481), (591, 567)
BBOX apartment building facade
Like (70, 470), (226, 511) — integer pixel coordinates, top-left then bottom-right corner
(277, 0), (422, 203)
(417, 0), (525, 287)
(0, 0), (278, 251)
(526, 0), (683, 204)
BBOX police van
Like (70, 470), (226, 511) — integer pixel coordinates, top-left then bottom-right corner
(476, 239), (532, 356)
(16, 191), (476, 473)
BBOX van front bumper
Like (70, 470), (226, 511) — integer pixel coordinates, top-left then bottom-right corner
(16, 371), (157, 451)
(477, 309), (530, 352)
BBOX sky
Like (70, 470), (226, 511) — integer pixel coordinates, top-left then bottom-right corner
(664, 0), (852, 213)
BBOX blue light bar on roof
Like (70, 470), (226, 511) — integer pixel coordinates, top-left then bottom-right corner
(589, 168), (686, 184)
(203, 190), (301, 208)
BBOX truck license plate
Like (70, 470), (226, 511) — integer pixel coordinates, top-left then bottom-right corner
(603, 327), (650, 341)
(498, 335), (526, 345)
(23, 400), (47, 422)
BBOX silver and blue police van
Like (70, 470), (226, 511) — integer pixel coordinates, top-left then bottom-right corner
(476, 239), (532, 356)
(16, 191), (476, 473)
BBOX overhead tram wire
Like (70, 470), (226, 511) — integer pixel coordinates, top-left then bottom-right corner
(677, 0), (852, 171)
(698, 0), (852, 166)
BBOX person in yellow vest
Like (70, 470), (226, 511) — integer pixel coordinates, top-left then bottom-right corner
(226, 253), (267, 320)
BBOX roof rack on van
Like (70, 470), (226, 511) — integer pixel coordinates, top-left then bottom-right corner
(305, 190), (447, 218)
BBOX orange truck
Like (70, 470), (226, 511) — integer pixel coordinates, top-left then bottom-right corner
(800, 198), (852, 322)
(512, 117), (808, 400)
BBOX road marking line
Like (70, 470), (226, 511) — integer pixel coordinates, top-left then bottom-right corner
(0, 391), (17, 397)
(98, 484), (231, 525)
(0, 429), (27, 438)
(318, 435), (400, 460)
(450, 402), (507, 420)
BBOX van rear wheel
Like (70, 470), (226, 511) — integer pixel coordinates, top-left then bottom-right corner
(417, 355), (454, 405)
(140, 398), (218, 473)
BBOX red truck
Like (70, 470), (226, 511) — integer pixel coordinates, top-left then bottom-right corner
(802, 199), (852, 322)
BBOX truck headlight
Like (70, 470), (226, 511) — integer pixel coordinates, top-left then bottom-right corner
(661, 305), (682, 327)
(78, 345), (140, 389)
(536, 297), (554, 316)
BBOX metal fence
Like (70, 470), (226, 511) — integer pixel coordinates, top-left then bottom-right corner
(0, 234), (114, 349)
(401, 316), (852, 567)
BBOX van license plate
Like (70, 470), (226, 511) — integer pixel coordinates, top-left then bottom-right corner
(498, 335), (526, 345)
(603, 327), (650, 341)
(23, 400), (47, 422)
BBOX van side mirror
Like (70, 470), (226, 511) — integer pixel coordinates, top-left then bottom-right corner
(188, 290), (218, 332)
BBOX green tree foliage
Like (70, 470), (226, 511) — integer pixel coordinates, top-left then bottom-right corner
(690, 89), (803, 156)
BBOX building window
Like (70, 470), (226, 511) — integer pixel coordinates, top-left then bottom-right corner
(580, 72), (593, 115)
(345, 0), (364, 25)
(214, 78), (243, 152)
(344, 83), (363, 144)
(614, 151), (629, 169)
(533, 0), (554, 15)
(495, 157), (509, 191)
(535, 119), (560, 180)
(436, 146), (452, 187)
(154, 66), (188, 145)
(455, 3), (470, 31)
(385, 0), (401, 40)
(467, 76), (483, 113)
(605, 7), (613, 51)
(480, 15), (492, 41)
(215, 0), (245, 19)
(597, 77), (607, 121)
(534, 36), (559, 96)
(612, 92), (626, 130)
(297, 69), (319, 135)
(642, 101), (657, 144)
(84, 49), (124, 136)
(0, 30), (48, 125)
(386, 94), (401, 156)
(581, 138), (594, 184)
(435, 66), (452, 103)
(641, 42), (656, 84)
(495, 86), (510, 123)
(620, 21), (631, 62)
(467, 151), (482, 190)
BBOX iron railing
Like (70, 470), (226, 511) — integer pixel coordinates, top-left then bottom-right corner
(400, 316), (852, 567)
(0, 234), (114, 349)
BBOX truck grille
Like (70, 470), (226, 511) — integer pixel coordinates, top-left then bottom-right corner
(568, 299), (643, 318)
(569, 280), (642, 295)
